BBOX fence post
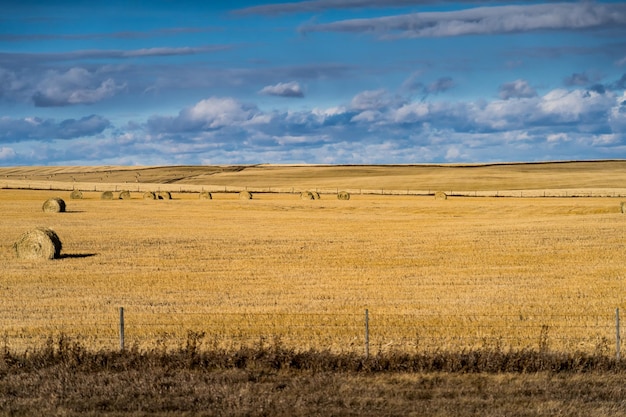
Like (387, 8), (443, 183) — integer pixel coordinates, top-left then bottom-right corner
(365, 309), (370, 359)
(617, 308), (621, 361)
(119, 307), (125, 352)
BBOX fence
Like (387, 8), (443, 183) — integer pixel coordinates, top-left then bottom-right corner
(3, 179), (626, 198)
(2, 308), (622, 359)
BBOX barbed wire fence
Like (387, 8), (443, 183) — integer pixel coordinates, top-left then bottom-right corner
(2, 308), (622, 359)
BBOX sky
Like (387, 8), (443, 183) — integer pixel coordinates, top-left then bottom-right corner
(1, 0), (625, 166)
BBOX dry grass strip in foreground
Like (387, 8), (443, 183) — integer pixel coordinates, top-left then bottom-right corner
(1, 337), (626, 417)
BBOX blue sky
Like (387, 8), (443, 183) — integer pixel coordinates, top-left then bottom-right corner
(1, 0), (625, 165)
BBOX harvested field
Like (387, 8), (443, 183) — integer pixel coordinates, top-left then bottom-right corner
(1, 168), (625, 354)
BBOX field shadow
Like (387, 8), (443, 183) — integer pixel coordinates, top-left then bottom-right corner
(59, 253), (97, 259)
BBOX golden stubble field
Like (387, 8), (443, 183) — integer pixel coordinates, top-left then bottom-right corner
(1, 162), (626, 355)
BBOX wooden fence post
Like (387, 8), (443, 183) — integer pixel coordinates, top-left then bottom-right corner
(617, 308), (621, 361)
(119, 307), (125, 352)
(365, 309), (370, 359)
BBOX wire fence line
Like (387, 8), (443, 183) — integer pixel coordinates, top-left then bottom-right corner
(3, 179), (626, 198)
(2, 309), (622, 359)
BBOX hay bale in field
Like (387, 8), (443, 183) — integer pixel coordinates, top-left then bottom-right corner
(199, 191), (212, 200)
(311, 191), (320, 200)
(158, 191), (172, 200)
(69, 190), (83, 200)
(42, 197), (66, 213)
(337, 191), (350, 200)
(434, 191), (448, 200)
(239, 191), (253, 200)
(101, 191), (114, 200)
(300, 191), (314, 200)
(143, 191), (156, 200)
(118, 190), (131, 200)
(13, 227), (62, 260)
(621, 202), (626, 213)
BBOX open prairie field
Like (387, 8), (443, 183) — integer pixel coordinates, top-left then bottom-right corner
(2, 161), (626, 356)
(3, 162), (626, 416)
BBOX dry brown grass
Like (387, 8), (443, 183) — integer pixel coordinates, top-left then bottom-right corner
(2, 341), (625, 417)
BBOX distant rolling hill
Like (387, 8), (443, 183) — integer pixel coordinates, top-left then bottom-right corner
(1, 160), (626, 192)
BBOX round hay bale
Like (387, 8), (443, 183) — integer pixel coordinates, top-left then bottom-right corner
(69, 190), (83, 200)
(434, 191), (448, 200)
(118, 190), (131, 200)
(143, 191), (156, 200)
(300, 191), (314, 200)
(311, 191), (321, 200)
(337, 191), (350, 200)
(621, 202), (626, 213)
(199, 191), (212, 200)
(42, 197), (66, 213)
(158, 191), (172, 200)
(101, 191), (114, 200)
(13, 227), (62, 260)
(239, 191), (253, 200)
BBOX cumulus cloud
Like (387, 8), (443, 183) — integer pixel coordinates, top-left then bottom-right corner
(609, 92), (626, 132)
(32, 67), (125, 107)
(539, 89), (612, 124)
(498, 79), (537, 100)
(0, 146), (16, 160)
(147, 97), (259, 135)
(400, 73), (455, 99)
(299, 3), (626, 38)
(259, 81), (304, 98)
(0, 114), (110, 143)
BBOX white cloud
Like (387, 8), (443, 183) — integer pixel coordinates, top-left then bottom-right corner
(350, 89), (399, 110)
(547, 133), (569, 143)
(0, 146), (16, 160)
(539, 89), (613, 123)
(182, 97), (258, 128)
(445, 146), (462, 160)
(392, 101), (430, 123)
(351, 110), (383, 123)
(499, 79), (537, 100)
(259, 81), (304, 98)
(591, 134), (619, 146)
(32, 67), (125, 107)
(609, 92), (626, 131)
